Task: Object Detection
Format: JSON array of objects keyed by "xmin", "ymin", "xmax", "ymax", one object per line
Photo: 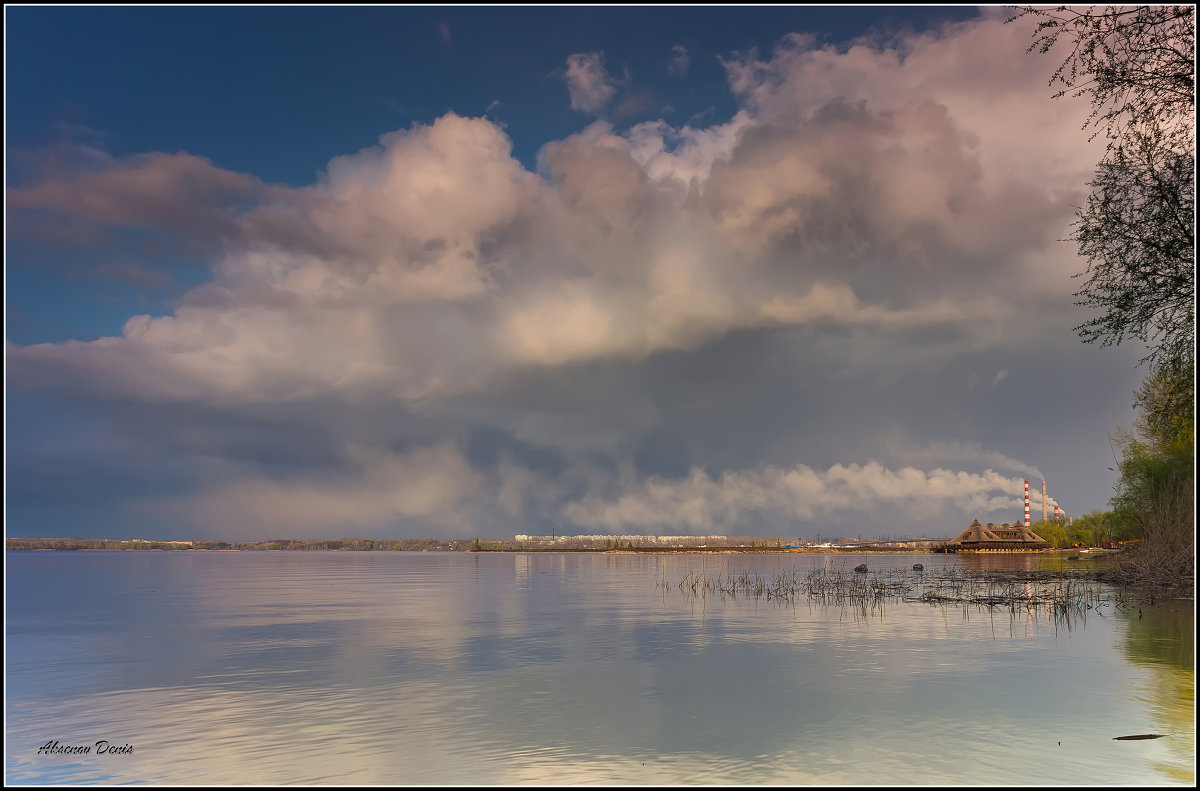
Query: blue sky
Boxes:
[{"xmin": 6, "ymin": 6, "xmax": 1149, "ymax": 540}]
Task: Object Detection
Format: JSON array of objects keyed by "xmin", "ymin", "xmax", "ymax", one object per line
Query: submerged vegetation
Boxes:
[{"xmin": 661, "ymin": 564, "xmax": 1157, "ymax": 621}]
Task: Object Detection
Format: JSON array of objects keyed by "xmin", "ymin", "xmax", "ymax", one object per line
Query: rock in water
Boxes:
[
  {"xmin": 854, "ymin": 563, "xmax": 868, "ymax": 573},
  {"xmin": 913, "ymin": 563, "xmax": 924, "ymax": 571}
]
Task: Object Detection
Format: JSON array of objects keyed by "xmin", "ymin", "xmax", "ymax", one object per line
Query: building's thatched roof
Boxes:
[{"xmin": 948, "ymin": 519, "xmax": 1048, "ymax": 548}]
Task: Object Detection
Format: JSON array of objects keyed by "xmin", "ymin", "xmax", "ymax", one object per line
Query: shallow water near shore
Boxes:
[{"xmin": 5, "ymin": 550, "xmax": 1194, "ymax": 785}]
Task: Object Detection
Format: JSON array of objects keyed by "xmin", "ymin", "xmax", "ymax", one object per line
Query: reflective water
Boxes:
[{"xmin": 5, "ymin": 551, "xmax": 1194, "ymax": 785}]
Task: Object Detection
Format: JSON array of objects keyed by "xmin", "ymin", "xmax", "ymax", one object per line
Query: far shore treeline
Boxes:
[
  {"xmin": 3, "ymin": 531, "xmax": 1115, "ymax": 554},
  {"xmin": 6, "ymin": 536, "xmax": 929, "ymax": 553},
  {"xmin": 4, "ymin": 511, "xmax": 1143, "ymax": 554}
]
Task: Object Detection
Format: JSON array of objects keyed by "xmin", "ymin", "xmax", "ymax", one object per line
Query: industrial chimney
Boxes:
[
  {"xmin": 1042, "ymin": 481, "xmax": 1048, "ymax": 522},
  {"xmin": 1024, "ymin": 480, "xmax": 1030, "ymax": 527},
  {"xmin": 1054, "ymin": 504, "xmax": 1060, "ymax": 523}
]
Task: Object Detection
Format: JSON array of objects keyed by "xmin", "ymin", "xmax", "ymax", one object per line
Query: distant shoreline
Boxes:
[
  {"xmin": 5, "ymin": 545, "xmax": 915, "ymax": 553},
  {"xmin": 6, "ymin": 542, "xmax": 1108, "ymax": 556}
]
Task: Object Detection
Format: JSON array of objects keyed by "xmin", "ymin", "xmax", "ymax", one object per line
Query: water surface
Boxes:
[{"xmin": 5, "ymin": 551, "xmax": 1194, "ymax": 784}]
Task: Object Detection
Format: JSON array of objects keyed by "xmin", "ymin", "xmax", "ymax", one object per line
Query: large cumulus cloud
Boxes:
[{"xmin": 6, "ymin": 12, "xmax": 1137, "ymax": 538}]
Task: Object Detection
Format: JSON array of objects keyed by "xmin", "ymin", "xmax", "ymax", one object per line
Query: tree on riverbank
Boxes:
[
  {"xmin": 1010, "ymin": 5, "xmax": 1194, "ymax": 370},
  {"xmin": 1012, "ymin": 5, "xmax": 1195, "ymax": 593},
  {"xmin": 1105, "ymin": 362, "xmax": 1194, "ymax": 589}
]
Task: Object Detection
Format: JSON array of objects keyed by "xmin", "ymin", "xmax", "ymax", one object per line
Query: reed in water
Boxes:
[{"xmin": 660, "ymin": 565, "xmax": 1136, "ymax": 623}]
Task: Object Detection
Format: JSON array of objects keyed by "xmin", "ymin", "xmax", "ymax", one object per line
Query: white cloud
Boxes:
[
  {"xmin": 7, "ymin": 13, "xmax": 1138, "ymax": 535},
  {"xmin": 12, "ymin": 12, "xmax": 1101, "ymax": 411},
  {"xmin": 16, "ymin": 94, "xmax": 1041, "ymax": 407},
  {"xmin": 141, "ymin": 443, "xmax": 486, "ymax": 536},
  {"xmin": 564, "ymin": 52, "xmax": 618, "ymax": 114},
  {"xmin": 668, "ymin": 44, "xmax": 691, "ymax": 77},
  {"xmin": 626, "ymin": 111, "xmax": 751, "ymax": 187}
]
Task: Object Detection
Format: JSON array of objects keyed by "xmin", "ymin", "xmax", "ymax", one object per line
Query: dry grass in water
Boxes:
[
  {"xmin": 1101, "ymin": 471, "xmax": 1195, "ymax": 600},
  {"xmin": 661, "ymin": 565, "xmax": 1137, "ymax": 626}
]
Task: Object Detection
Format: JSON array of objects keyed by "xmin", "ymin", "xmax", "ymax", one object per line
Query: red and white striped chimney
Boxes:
[
  {"xmin": 1054, "ymin": 504, "xmax": 1060, "ymax": 523},
  {"xmin": 1024, "ymin": 480, "xmax": 1030, "ymax": 527}
]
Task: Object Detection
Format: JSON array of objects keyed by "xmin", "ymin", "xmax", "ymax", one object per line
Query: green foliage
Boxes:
[
  {"xmin": 1133, "ymin": 359, "xmax": 1195, "ymax": 452},
  {"xmin": 1028, "ymin": 515, "xmax": 1118, "ymax": 549},
  {"xmin": 1070, "ymin": 509, "xmax": 1134, "ymax": 543},
  {"xmin": 1066, "ymin": 519, "xmax": 1096, "ymax": 548},
  {"xmin": 1110, "ymin": 429, "xmax": 1194, "ymax": 533},
  {"xmin": 1112, "ymin": 360, "xmax": 1195, "ymax": 538},
  {"xmin": 1030, "ymin": 519, "xmax": 1070, "ymax": 549},
  {"xmin": 1103, "ymin": 363, "xmax": 1195, "ymax": 588}
]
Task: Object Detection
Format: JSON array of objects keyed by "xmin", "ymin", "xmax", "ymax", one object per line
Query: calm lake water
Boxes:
[{"xmin": 5, "ymin": 551, "xmax": 1194, "ymax": 785}]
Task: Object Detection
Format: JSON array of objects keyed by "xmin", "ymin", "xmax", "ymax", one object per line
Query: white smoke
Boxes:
[
  {"xmin": 562, "ymin": 461, "xmax": 1026, "ymax": 533},
  {"xmin": 880, "ymin": 435, "xmax": 1043, "ymax": 480}
]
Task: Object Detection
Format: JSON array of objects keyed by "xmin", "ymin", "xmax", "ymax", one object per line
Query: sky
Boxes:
[{"xmin": 5, "ymin": 5, "xmax": 1154, "ymax": 541}]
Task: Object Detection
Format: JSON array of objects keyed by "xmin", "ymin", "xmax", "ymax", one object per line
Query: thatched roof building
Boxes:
[{"xmin": 946, "ymin": 519, "xmax": 1049, "ymax": 551}]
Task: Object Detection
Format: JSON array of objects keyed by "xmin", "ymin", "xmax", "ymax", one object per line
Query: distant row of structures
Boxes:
[
  {"xmin": 514, "ymin": 534, "xmax": 728, "ymax": 545},
  {"xmin": 513, "ymin": 534, "xmax": 956, "ymax": 550},
  {"xmin": 518, "ymin": 479, "xmax": 1069, "ymax": 553}
]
